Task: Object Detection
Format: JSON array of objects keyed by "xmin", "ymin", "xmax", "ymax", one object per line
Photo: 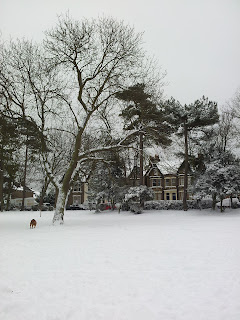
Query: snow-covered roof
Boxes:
[
  {"xmin": 15, "ymin": 186, "xmax": 34, "ymax": 192},
  {"xmin": 156, "ymin": 159, "xmax": 183, "ymax": 175}
]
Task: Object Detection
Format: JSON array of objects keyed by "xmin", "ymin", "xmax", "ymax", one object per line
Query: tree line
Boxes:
[{"xmin": 0, "ymin": 14, "xmax": 240, "ymax": 221}]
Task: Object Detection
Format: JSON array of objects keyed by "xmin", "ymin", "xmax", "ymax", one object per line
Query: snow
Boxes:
[{"xmin": 1, "ymin": 209, "xmax": 240, "ymax": 320}]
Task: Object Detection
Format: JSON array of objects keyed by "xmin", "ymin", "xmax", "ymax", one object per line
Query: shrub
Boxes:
[{"xmin": 144, "ymin": 199, "xmax": 213, "ymax": 210}]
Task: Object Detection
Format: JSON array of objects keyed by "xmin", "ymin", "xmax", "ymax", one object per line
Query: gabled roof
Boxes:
[
  {"xmin": 145, "ymin": 165, "xmax": 163, "ymax": 177},
  {"xmin": 177, "ymin": 160, "xmax": 192, "ymax": 174},
  {"xmin": 14, "ymin": 186, "xmax": 34, "ymax": 193}
]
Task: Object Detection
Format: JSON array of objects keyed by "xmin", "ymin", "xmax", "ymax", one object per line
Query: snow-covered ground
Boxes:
[{"xmin": 1, "ymin": 209, "xmax": 240, "ymax": 320}]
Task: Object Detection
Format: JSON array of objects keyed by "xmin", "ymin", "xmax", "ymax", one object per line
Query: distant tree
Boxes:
[
  {"xmin": 232, "ymin": 87, "xmax": 240, "ymax": 118},
  {"xmin": 217, "ymin": 109, "xmax": 237, "ymax": 152},
  {"xmin": 164, "ymin": 96, "xmax": 219, "ymax": 211}
]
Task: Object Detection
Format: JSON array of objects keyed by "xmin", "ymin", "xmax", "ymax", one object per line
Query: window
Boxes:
[
  {"xmin": 172, "ymin": 193, "xmax": 176, "ymax": 200},
  {"xmin": 165, "ymin": 179, "xmax": 170, "ymax": 186},
  {"xmin": 165, "ymin": 178, "xmax": 176, "ymax": 186},
  {"xmin": 166, "ymin": 193, "xmax": 170, "ymax": 200},
  {"xmin": 73, "ymin": 182, "xmax": 81, "ymax": 192},
  {"xmin": 152, "ymin": 179, "xmax": 161, "ymax": 187},
  {"xmin": 179, "ymin": 177, "xmax": 184, "ymax": 186}
]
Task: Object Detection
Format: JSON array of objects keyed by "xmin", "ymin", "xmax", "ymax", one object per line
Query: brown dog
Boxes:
[{"xmin": 30, "ymin": 219, "xmax": 37, "ymax": 229}]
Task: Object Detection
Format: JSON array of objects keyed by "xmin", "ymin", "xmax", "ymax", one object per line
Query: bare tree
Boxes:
[
  {"xmin": 217, "ymin": 109, "xmax": 237, "ymax": 152},
  {"xmin": 1, "ymin": 16, "xmax": 165, "ymax": 223},
  {"xmin": 42, "ymin": 15, "xmax": 154, "ymax": 223},
  {"xmin": 232, "ymin": 88, "xmax": 240, "ymax": 116},
  {"xmin": 0, "ymin": 38, "xmax": 72, "ymax": 211}
]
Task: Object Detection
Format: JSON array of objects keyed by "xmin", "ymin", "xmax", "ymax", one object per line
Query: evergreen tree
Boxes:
[
  {"xmin": 164, "ymin": 96, "xmax": 219, "ymax": 211},
  {"xmin": 88, "ymin": 151, "xmax": 128, "ymax": 211},
  {"xmin": 194, "ymin": 150, "xmax": 240, "ymax": 211},
  {"xmin": 18, "ymin": 118, "xmax": 43, "ymax": 210},
  {"xmin": 0, "ymin": 115, "xmax": 20, "ymax": 211},
  {"xmin": 116, "ymin": 83, "xmax": 172, "ymax": 185}
]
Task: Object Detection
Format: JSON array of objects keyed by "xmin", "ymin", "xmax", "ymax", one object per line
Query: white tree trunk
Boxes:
[{"xmin": 52, "ymin": 187, "xmax": 67, "ymax": 224}]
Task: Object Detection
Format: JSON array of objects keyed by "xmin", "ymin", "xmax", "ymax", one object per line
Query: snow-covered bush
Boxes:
[
  {"xmin": 144, "ymin": 199, "xmax": 213, "ymax": 211},
  {"xmin": 125, "ymin": 185, "xmax": 153, "ymax": 202},
  {"xmin": 125, "ymin": 186, "xmax": 154, "ymax": 214},
  {"xmin": 193, "ymin": 150, "xmax": 240, "ymax": 211}
]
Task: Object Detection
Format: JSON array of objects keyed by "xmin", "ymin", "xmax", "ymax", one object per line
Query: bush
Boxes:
[
  {"xmin": 144, "ymin": 199, "xmax": 213, "ymax": 211},
  {"xmin": 129, "ymin": 202, "xmax": 142, "ymax": 214}
]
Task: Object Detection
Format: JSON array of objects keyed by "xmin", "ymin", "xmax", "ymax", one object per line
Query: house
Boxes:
[
  {"xmin": 10, "ymin": 186, "xmax": 37, "ymax": 209},
  {"xmin": 131, "ymin": 155, "xmax": 193, "ymax": 201},
  {"xmin": 66, "ymin": 155, "xmax": 193, "ymax": 207}
]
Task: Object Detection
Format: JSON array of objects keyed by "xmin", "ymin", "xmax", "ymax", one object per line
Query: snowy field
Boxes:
[{"xmin": 1, "ymin": 209, "xmax": 240, "ymax": 320}]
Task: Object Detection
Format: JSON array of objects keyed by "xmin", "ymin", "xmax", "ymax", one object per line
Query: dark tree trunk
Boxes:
[
  {"xmin": 212, "ymin": 193, "xmax": 217, "ymax": 210},
  {"xmin": 6, "ymin": 181, "xmax": 11, "ymax": 211},
  {"xmin": 139, "ymin": 132, "xmax": 144, "ymax": 185},
  {"xmin": 183, "ymin": 120, "xmax": 188, "ymax": 211},
  {"xmin": 54, "ymin": 186, "xmax": 59, "ymax": 208},
  {"xmin": 220, "ymin": 197, "xmax": 224, "ymax": 212},
  {"xmin": 21, "ymin": 142, "xmax": 28, "ymax": 211},
  {"xmin": 39, "ymin": 176, "xmax": 50, "ymax": 217},
  {"xmin": 230, "ymin": 194, "xmax": 233, "ymax": 208}
]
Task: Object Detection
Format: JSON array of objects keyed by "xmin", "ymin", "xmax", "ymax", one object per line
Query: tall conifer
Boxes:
[
  {"xmin": 164, "ymin": 96, "xmax": 219, "ymax": 210},
  {"xmin": 116, "ymin": 83, "xmax": 172, "ymax": 185}
]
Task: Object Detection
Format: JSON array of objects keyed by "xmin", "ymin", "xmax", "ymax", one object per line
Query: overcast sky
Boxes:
[{"xmin": 1, "ymin": 0, "xmax": 239, "ymax": 107}]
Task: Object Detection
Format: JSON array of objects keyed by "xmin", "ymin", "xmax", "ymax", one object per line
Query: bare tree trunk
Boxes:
[
  {"xmin": 183, "ymin": 120, "xmax": 188, "ymax": 211},
  {"xmin": 39, "ymin": 176, "xmax": 50, "ymax": 217},
  {"xmin": 54, "ymin": 186, "xmax": 59, "ymax": 208},
  {"xmin": 220, "ymin": 197, "xmax": 224, "ymax": 212},
  {"xmin": 21, "ymin": 141, "xmax": 28, "ymax": 211},
  {"xmin": 212, "ymin": 193, "xmax": 217, "ymax": 210},
  {"xmin": 53, "ymin": 187, "xmax": 67, "ymax": 224},
  {"xmin": 139, "ymin": 132, "xmax": 144, "ymax": 185},
  {"xmin": 52, "ymin": 130, "xmax": 82, "ymax": 223},
  {"xmin": 6, "ymin": 181, "xmax": 12, "ymax": 211}
]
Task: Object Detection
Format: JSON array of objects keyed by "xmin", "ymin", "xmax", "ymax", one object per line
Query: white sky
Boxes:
[{"xmin": 1, "ymin": 0, "xmax": 239, "ymax": 107}]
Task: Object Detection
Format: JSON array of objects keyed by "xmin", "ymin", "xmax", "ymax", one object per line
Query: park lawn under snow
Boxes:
[{"xmin": 0, "ymin": 209, "xmax": 240, "ymax": 320}]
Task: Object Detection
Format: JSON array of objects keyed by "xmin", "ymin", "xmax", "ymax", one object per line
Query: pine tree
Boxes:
[
  {"xmin": 0, "ymin": 115, "xmax": 20, "ymax": 211},
  {"xmin": 164, "ymin": 96, "xmax": 219, "ymax": 210},
  {"xmin": 116, "ymin": 83, "xmax": 172, "ymax": 185},
  {"xmin": 18, "ymin": 118, "xmax": 43, "ymax": 210}
]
